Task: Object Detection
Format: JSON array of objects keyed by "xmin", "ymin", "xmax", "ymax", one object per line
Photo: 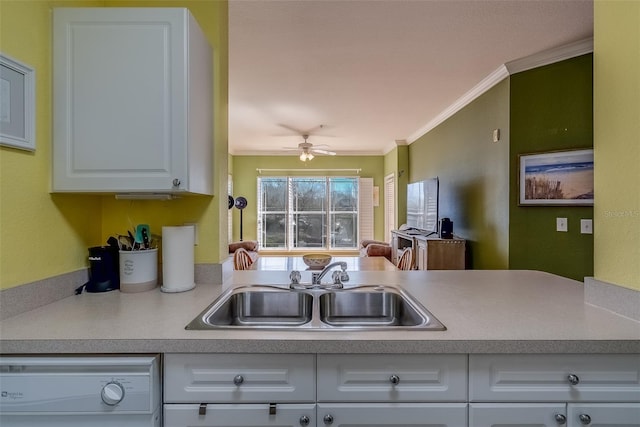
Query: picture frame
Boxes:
[
  {"xmin": 519, "ymin": 148, "xmax": 594, "ymax": 206},
  {"xmin": 0, "ymin": 53, "xmax": 35, "ymax": 151}
]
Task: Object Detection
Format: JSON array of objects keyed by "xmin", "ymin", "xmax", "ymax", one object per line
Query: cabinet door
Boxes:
[
  {"xmin": 317, "ymin": 403, "xmax": 467, "ymax": 427},
  {"xmin": 164, "ymin": 403, "xmax": 316, "ymax": 427},
  {"xmin": 568, "ymin": 403, "xmax": 640, "ymax": 426},
  {"xmin": 164, "ymin": 354, "xmax": 315, "ymax": 403},
  {"xmin": 470, "ymin": 354, "xmax": 640, "ymax": 402},
  {"xmin": 470, "ymin": 403, "xmax": 567, "ymax": 427},
  {"xmin": 317, "ymin": 354, "xmax": 467, "ymax": 402},
  {"xmin": 52, "ymin": 8, "xmax": 212, "ymax": 194}
]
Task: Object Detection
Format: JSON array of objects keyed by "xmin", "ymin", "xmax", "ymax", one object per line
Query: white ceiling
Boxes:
[{"xmin": 228, "ymin": 0, "xmax": 593, "ymax": 156}]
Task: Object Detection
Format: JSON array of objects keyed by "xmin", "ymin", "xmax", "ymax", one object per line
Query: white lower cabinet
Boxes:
[
  {"xmin": 470, "ymin": 403, "xmax": 569, "ymax": 426},
  {"xmin": 164, "ymin": 403, "xmax": 316, "ymax": 427},
  {"xmin": 469, "ymin": 354, "xmax": 640, "ymax": 427},
  {"xmin": 567, "ymin": 403, "xmax": 640, "ymax": 426},
  {"xmin": 470, "ymin": 403, "xmax": 640, "ymax": 426},
  {"xmin": 317, "ymin": 403, "xmax": 467, "ymax": 426},
  {"xmin": 164, "ymin": 353, "xmax": 640, "ymax": 427}
]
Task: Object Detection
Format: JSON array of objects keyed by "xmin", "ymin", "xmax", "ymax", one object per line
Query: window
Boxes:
[{"xmin": 258, "ymin": 177, "xmax": 361, "ymax": 250}]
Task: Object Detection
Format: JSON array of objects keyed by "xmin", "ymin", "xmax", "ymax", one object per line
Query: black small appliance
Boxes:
[
  {"xmin": 439, "ymin": 218, "xmax": 454, "ymax": 239},
  {"xmin": 75, "ymin": 246, "xmax": 120, "ymax": 294}
]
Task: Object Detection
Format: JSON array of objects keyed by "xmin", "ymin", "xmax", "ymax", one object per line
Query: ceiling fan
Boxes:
[{"xmin": 284, "ymin": 134, "xmax": 336, "ymax": 162}]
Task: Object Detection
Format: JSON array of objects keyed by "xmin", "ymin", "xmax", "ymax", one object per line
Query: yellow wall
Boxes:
[
  {"xmin": 0, "ymin": 0, "xmax": 228, "ymax": 290},
  {"xmin": 594, "ymin": 0, "xmax": 640, "ymax": 291},
  {"xmin": 0, "ymin": 0, "xmax": 103, "ymax": 290}
]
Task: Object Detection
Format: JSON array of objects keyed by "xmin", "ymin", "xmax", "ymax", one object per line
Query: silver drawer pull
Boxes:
[
  {"xmin": 323, "ymin": 414, "xmax": 334, "ymax": 425},
  {"xmin": 233, "ymin": 374, "xmax": 244, "ymax": 386},
  {"xmin": 299, "ymin": 415, "xmax": 310, "ymax": 426},
  {"xmin": 567, "ymin": 374, "xmax": 580, "ymax": 385},
  {"xmin": 554, "ymin": 414, "xmax": 567, "ymax": 425},
  {"xmin": 579, "ymin": 414, "xmax": 591, "ymax": 425},
  {"xmin": 389, "ymin": 374, "xmax": 400, "ymax": 385}
]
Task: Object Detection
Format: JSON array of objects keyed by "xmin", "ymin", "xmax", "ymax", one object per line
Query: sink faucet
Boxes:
[{"xmin": 312, "ymin": 261, "xmax": 349, "ymax": 287}]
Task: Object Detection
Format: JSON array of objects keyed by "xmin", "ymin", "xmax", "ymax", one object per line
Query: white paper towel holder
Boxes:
[{"xmin": 161, "ymin": 225, "xmax": 196, "ymax": 293}]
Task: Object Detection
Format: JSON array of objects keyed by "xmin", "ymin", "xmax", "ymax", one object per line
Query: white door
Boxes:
[
  {"xmin": 164, "ymin": 404, "xmax": 315, "ymax": 427},
  {"xmin": 470, "ymin": 403, "xmax": 567, "ymax": 427},
  {"xmin": 317, "ymin": 403, "xmax": 467, "ymax": 426},
  {"xmin": 568, "ymin": 403, "xmax": 640, "ymax": 426},
  {"xmin": 384, "ymin": 173, "xmax": 396, "ymax": 242}
]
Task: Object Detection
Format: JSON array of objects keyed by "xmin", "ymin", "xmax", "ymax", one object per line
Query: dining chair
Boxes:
[
  {"xmin": 396, "ymin": 247, "xmax": 413, "ymax": 270},
  {"xmin": 233, "ymin": 247, "xmax": 254, "ymax": 270}
]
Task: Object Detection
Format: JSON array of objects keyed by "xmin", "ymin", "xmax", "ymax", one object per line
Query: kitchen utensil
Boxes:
[{"xmin": 135, "ymin": 224, "xmax": 151, "ymax": 249}]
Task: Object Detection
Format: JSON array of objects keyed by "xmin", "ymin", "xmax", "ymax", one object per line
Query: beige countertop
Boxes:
[{"xmin": 0, "ymin": 270, "xmax": 638, "ymax": 354}]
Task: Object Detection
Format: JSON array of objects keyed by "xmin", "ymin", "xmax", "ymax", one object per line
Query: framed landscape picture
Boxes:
[{"xmin": 519, "ymin": 148, "xmax": 594, "ymax": 206}]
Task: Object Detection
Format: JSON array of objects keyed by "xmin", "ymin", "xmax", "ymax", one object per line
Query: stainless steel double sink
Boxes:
[{"xmin": 186, "ymin": 285, "xmax": 446, "ymax": 331}]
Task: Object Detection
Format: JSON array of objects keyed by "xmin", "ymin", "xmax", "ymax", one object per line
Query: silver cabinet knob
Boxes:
[
  {"xmin": 567, "ymin": 374, "xmax": 580, "ymax": 385},
  {"xmin": 389, "ymin": 374, "xmax": 400, "ymax": 385},
  {"xmin": 172, "ymin": 178, "xmax": 181, "ymax": 187},
  {"xmin": 554, "ymin": 414, "xmax": 567, "ymax": 425},
  {"xmin": 299, "ymin": 415, "xmax": 310, "ymax": 426},
  {"xmin": 579, "ymin": 414, "xmax": 591, "ymax": 425},
  {"xmin": 233, "ymin": 374, "xmax": 244, "ymax": 385},
  {"xmin": 323, "ymin": 414, "xmax": 334, "ymax": 425}
]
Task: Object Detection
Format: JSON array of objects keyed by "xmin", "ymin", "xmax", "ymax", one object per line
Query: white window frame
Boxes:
[{"xmin": 257, "ymin": 176, "xmax": 365, "ymax": 251}]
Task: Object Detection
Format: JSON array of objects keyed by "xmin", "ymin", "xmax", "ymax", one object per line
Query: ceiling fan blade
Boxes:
[
  {"xmin": 277, "ymin": 123, "xmax": 327, "ymax": 136},
  {"xmin": 311, "ymin": 149, "xmax": 336, "ymax": 156},
  {"xmin": 277, "ymin": 123, "xmax": 305, "ymax": 134}
]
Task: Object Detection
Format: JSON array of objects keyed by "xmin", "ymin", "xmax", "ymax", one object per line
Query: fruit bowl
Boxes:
[{"xmin": 302, "ymin": 253, "xmax": 332, "ymax": 269}]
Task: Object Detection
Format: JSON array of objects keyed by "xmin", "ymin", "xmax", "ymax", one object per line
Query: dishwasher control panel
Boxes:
[{"xmin": 0, "ymin": 356, "xmax": 160, "ymax": 414}]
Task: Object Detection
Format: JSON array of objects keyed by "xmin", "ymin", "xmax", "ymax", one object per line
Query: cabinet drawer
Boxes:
[
  {"xmin": 470, "ymin": 354, "xmax": 640, "ymax": 402},
  {"xmin": 567, "ymin": 403, "xmax": 640, "ymax": 426},
  {"xmin": 164, "ymin": 354, "xmax": 315, "ymax": 403},
  {"xmin": 164, "ymin": 403, "xmax": 316, "ymax": 427},
  {"xmin": 470, "ymin": 403, "xmax": 567, "ymax": 427},
  {"xmin": 317, "ymin": 354, "xmax": 467, "ymax": 402},
  {"xmin": 317, "ymin": 403, "xmax": 468, "ymax": 426}
]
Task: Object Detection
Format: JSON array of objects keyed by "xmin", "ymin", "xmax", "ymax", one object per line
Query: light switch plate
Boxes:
[
  {"xmin": 556, "ymin": 217, "xmax": 568, "ymax": 232},
  {"xmin": 580, "ymin": 219, "xmax": 593, "ymax": 234}
]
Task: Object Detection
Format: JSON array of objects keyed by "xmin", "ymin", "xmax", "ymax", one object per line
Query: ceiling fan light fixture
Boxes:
[{"xmin": 300, "ymin": 152, "xmax": 314, "ymax": 161}]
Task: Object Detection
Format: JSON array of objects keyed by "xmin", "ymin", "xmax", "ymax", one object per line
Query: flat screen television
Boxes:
[{"xmin": 406, "ymin": 177, "xmax": 439, "ymax": 235}]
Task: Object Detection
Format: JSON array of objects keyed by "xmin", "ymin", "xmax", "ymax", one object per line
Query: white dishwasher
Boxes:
[{"xmin": 0, "ymin": 355, "xmax": 160, "ymax": 426}]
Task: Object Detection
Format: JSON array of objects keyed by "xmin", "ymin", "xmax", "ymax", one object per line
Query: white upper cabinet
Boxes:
[{"xmin": 52, "ymin": 8, "xmax": 213, "ymax": 195}]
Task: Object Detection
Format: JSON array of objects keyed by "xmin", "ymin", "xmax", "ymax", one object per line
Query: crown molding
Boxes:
[
  {"xmin": 505, "ymin": 37, "xmax": 593, "ymax": 75},
  {"xmin": 407, "ymin": 37, "xmax": 594, "ymax": 144},
  {"xmin": 407, "ymin": 65, "xmax": 509, "ymax": 143}
]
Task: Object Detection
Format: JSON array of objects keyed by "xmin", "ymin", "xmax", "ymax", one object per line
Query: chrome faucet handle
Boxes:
[
  {"xmin": 331, "ymin": 271, "xmax": 343, "ymax": 285},
  {"xmin": 289, "ymin": 270, "xmax": 301, "ymax": 286}
]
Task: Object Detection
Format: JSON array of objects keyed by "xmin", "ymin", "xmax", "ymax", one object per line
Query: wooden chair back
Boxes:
[
  {"xmin": 233, "ymin": 247, "xmax": 254, "ymax": 270},
  {"xmin": 396, "ymin": 247, "xmax": 413, "ymax": 270}
]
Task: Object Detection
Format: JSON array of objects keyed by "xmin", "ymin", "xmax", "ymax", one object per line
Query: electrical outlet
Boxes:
[
  {"xmin": 581, "ymin": 219, "xmax": 593, "ymax": 234},
  {"xmin": 184, "ymin": 222, "xmax": 198, "ymax": 245},
  {"xmin": 556, "ymin": 217, "xmax": 568, "ymax": 232}
]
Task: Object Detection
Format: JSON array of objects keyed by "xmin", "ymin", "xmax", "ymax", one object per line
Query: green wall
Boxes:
[
  {"xmin": 231, "ymin": 155, "xmax": 385, "ymax": 244},
  {"xmin": 509, "ymin": 54, "xmax": 594, "ymax": 281},
  {"xmin": 408, "ymin": 79, "xmax": 511, "ymax": 269}
]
